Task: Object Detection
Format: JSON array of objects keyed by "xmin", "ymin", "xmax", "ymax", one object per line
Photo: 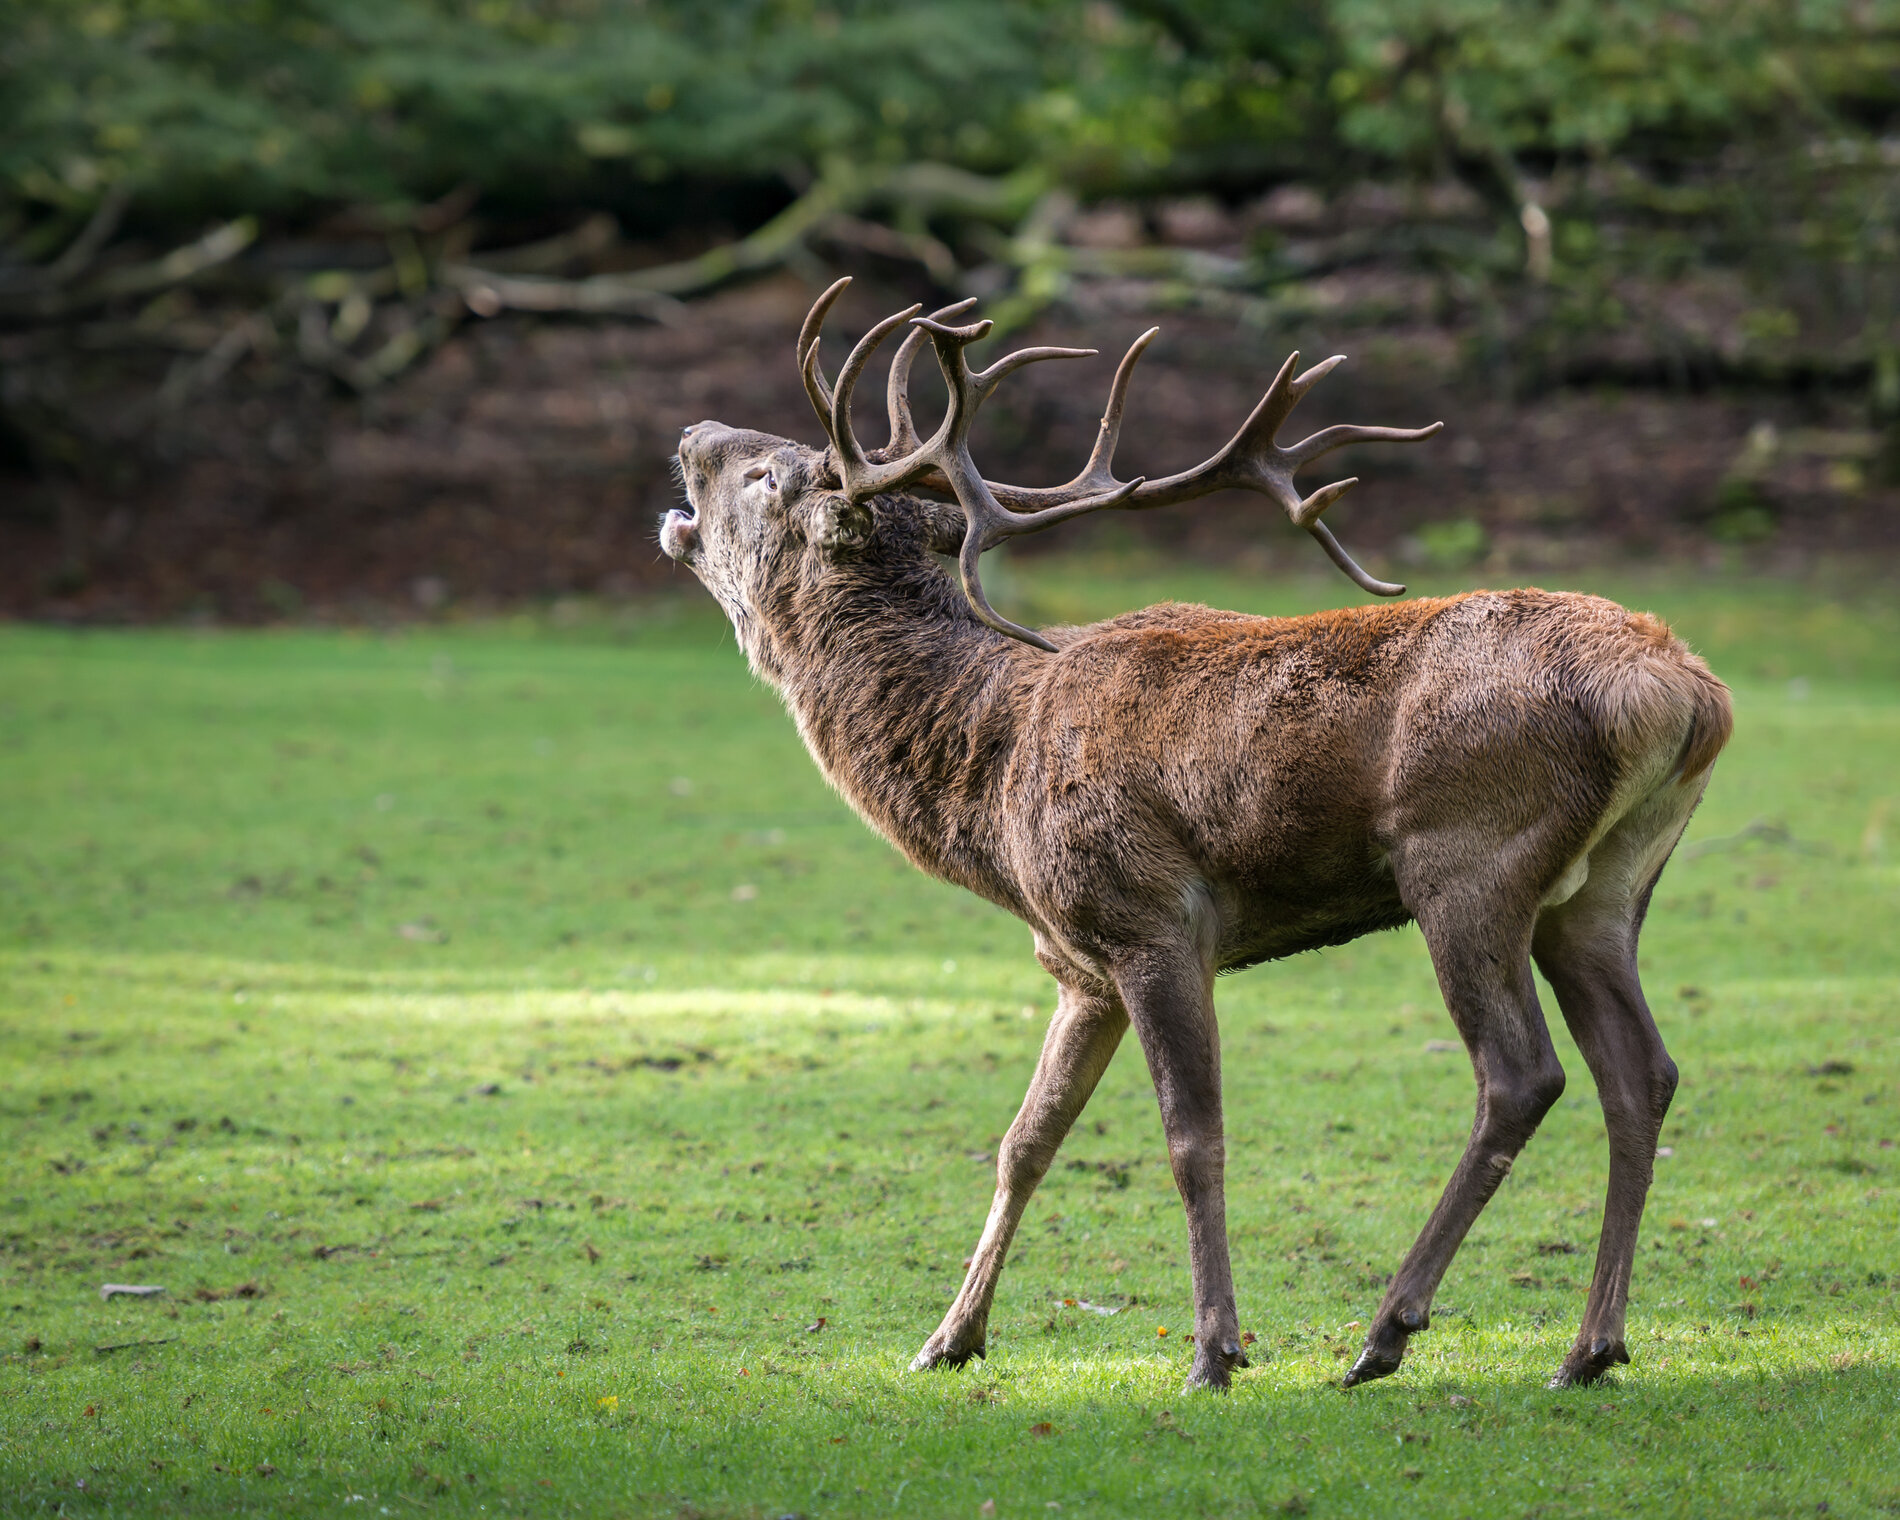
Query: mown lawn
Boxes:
[{"xmin": 2, "ymin": 564, "xmax": 1897, "ymax": 1519}]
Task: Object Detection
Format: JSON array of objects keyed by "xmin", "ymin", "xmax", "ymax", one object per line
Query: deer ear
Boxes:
[
  {"xmin": 814, "ymin": 495, "xmax": 874, "ymax": 554},
  {"xmin": 917, "ymin": 496, "xmax": 968, "ymax": 556}
]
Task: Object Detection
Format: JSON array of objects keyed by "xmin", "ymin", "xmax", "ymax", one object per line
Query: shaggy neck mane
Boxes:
[{"xmin": 753, "ymin": 504, "xmax": 1031, "ymax": 910}]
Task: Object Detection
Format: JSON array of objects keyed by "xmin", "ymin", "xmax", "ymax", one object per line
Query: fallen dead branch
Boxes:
[
  {"xmin": 3, "ymin": 218, "xmax": 258, "ymax": 321},
  {"xmin": 439, "ymin": 161, "xmax": 1035, "ymax": 319}
]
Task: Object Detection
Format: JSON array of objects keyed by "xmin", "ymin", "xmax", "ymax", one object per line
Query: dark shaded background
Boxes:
[{"xmin": 4, "ymin": 0, "xmax": 1896, "ymax": 618}]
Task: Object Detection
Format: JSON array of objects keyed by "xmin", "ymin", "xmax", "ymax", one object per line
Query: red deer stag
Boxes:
[{"xmin": 662, "ymin": 278, "xmax": 1731, "ymax": 1391}]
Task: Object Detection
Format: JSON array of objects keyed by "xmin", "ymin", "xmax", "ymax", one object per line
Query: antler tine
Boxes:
[
  {"xmin": 886, "ymin": 298, "xmax": 978, "ymax": 457},
  {"xmin": 1287, "ymin": 353, "xmax": 1346, "ymax": 402},
  {"xmin": 904, "ymin": 316, "xmax": 1094, "ymax": 414},
  {"xmin": 975, "ymin": 473, "xmax": 1147, "ymax": 543},
  {"xmin": 908, "ymin": 314, "xmax": 997, "ymax": 461},
  {"xmin": 828, "ymin": 303, "xmax": 922, "ymax": 477},
  {"xmin": 910, "ymin": 314, "xmax": 995, "ymax": 346},
  {"xmin": 1287, "ymin": 419, "xmax": 1446, "ymax": 469},
  {"xmin": 1217, "ymin": 350, "xmax": 1307, "ymax": 459},
  {"xmin": 955, "ymin": 518, "xmax": 1059, "ymax": 653},
  {"xmin": 1074, "ymin": 326, "xmax": 1159, "ymax": 490},
  {"xmin": 797, "ymin": 277, "xmax": 852, "ymax": 424},
  {"xmin": 1309, "ymin": 521, "xmax": 1406, "ymax": 597},
  {"xmin": 1237, "ymin": 460, "xmax": 1404, "ymax": 594},
  {"xmin": 969, "ymin": 343, "xmax": 1097, "ymax": 403}
]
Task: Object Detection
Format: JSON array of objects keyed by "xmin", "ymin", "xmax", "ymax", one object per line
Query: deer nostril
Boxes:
[{"xmin": 680, "ymin": 425, "xmax": 695, "ymax": 437}]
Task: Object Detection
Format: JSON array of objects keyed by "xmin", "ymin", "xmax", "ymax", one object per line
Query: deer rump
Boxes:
[{"xmin": 665, "ymin": 282, "xmax": 1732, "ymax": 1395}]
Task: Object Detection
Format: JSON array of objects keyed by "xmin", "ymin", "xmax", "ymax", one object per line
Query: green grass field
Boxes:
[{"xmin": 3, "ymin": 563, "xmax": 1897, "ymax": 1519}]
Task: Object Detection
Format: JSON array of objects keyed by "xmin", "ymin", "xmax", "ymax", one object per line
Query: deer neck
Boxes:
[{"xmin": 756, "ymin": 547, "xmax": 1027, "ymax": 905}]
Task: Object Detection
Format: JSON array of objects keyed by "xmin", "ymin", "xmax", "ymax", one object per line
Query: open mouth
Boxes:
[{"xmin": 659, "ymin": 502, "xmax": 699, "ymax": 560}]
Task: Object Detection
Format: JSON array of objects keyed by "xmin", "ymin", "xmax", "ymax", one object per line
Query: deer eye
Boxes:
[{"xmin": 743, "ymin": 464, "xmax": 778, "ymax": 493}]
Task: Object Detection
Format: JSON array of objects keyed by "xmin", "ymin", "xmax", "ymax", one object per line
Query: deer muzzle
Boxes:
[{"xmin": 660, "ymin": 504, "xmax": 699, "ymax": 560}]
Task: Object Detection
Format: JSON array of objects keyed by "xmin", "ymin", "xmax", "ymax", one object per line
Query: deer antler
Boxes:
[{"xmin": 797, "ymin": 277, "xmax": 1443, "ymax": 651}]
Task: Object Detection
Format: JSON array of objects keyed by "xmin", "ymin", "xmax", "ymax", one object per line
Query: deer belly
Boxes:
[{"xmin": 1216, "ymin": 870, "xmax": 1413, "ymax": 968}]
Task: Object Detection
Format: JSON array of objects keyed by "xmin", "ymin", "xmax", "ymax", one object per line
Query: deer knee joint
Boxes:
[
  {"xmin": 1165, "ymin": 1130, "xmax": 1224, "ymax": 1185},
  {"xmin": 1485, "ymin": 1062, "xmax": 1565, "ymax": 1147},
  {"xmin": 995, "ymin": 1134, "xmax": 1052, "ymax": 1192},
  {"xmin": 1652, "ymin": 1054, "xmax": 1680, "ymax": 1110}
]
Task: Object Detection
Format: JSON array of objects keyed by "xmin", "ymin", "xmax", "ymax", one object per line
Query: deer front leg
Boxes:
[
  {"xmin": 911, "ymin": 978, "xmax": 1128, "ymax": 1371},
  {"xmin": 1113, "ymin": 942, "xmax": 1247, "ymax": 1392}
]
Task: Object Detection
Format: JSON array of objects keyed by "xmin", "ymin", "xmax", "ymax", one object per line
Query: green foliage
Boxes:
[
  {"xmin": 1329, "ymin": 1, "xmax": 1833, "ymax": 167},
  {"xmin": 0, "ymin": 569, "xmax": 1897, "ymax": 1515},
  {"xmin": 0, "ymin": 0, "xmax": 1053, "ymax": 223},
  {"xmin": 5, "ymin": 1, "xmax": 1899, "ymax": 231}
]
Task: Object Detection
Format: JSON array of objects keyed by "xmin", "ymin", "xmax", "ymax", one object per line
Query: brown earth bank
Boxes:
[{"xmin": 4, "ymin": 270, "xmax": 1897, "ymax": 622}]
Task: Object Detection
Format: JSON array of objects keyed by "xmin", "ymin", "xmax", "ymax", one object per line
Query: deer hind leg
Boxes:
[
  {"xmin": 1112, "ymin": 940, "xmax": 1248, "ymax": 1392},
  {"xmin": 1532, "ymin": 780, "xmax": 1701, "ymax": 1388},
  {"xmin": 911, "ymin": 977, "xmax": 1128, "ymax": 1372},
  {"xmin": 1345, "ymin": 885, "xmax": 1567, "ymax": 1388}
]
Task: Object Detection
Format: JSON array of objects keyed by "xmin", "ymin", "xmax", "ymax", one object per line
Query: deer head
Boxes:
[{"xmin": 664, "ymin": 278, "xmax": 1443, "ymax": 652}]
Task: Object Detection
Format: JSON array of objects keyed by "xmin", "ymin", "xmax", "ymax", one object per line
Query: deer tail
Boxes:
[
  {"xmin": 1547, "ymin": 599, "xmax": 1733, "ymax": 791},
  {"xmin": 1668, "ymin": 656, "xmax": 1733, "ymax": 784}
]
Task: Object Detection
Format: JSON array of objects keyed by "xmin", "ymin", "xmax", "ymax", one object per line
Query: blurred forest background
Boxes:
[{"xmin": 3, "ymin": 0, "xmax": 1898, "ymax": 619}]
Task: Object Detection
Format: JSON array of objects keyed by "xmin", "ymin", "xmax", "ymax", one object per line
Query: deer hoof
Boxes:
[
  {"xmin": 1183, "ymin": 1359, "xmax": 1232, "ymax": 1392},
  {"xmin": 1547, "ymin": 1336, "xmax": 1630, "ymax": 1389},
  {"xmin": 909, "ymin": 1334, "xmax": 984, "ymax": 1372},
  {"xmin": 1341, "ymin": 1341, "xmax": 1405, "ymax": 1388},
  {"xmin": 1183, "ymin": 1341, "xmax": 1249, "ymax": 1392}
]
